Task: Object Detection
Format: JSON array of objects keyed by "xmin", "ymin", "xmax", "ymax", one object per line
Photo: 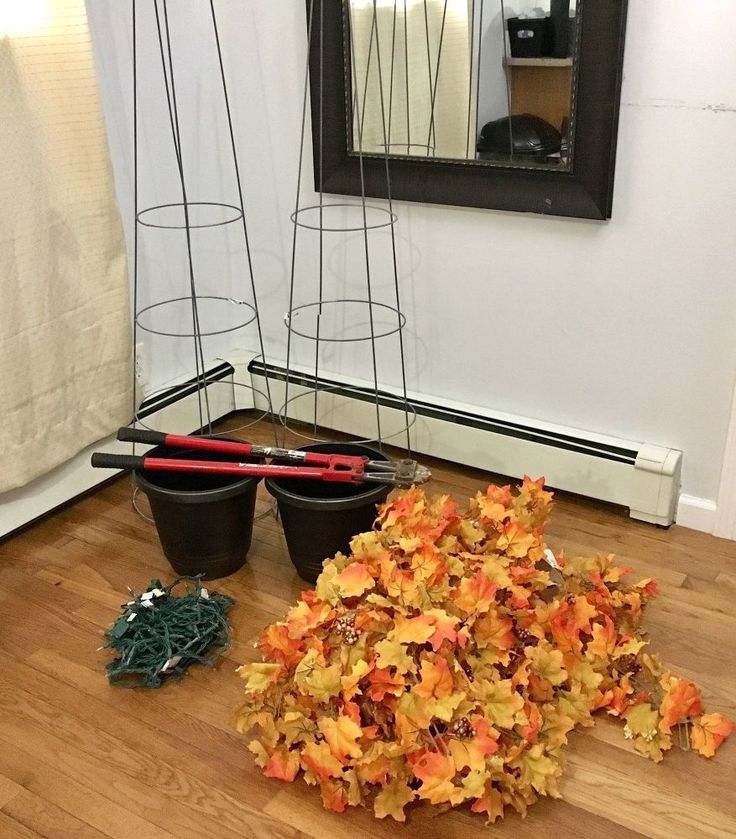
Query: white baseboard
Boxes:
[{"xmin": 675, "ymin": 494, "xmax": 718, "ymax": 534}]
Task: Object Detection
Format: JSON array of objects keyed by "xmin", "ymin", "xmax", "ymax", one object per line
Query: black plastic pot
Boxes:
[
  {"xmin": 265, "ymin": 442, "xmax": 390, "ymax": 584},
  {"xmin": 134, "ymin": 439, "xmax": 261, "ymax": 580}
]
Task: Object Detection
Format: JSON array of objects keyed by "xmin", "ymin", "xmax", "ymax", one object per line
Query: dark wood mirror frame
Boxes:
[{"xmin": 306, "ymin": 0, "xmax": 628, "ymax": 220}]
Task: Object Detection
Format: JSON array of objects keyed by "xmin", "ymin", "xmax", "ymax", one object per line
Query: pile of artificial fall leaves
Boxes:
[{"xmin": 235, "ymin": 478, "xmax": 734, "ymax": 823}]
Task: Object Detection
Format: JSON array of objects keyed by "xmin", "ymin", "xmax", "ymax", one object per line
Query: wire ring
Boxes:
[
  {"xmin": 134, "ymin": 378, "xmax": 272, "ymax": 437},
  {"xmin": 285, "ymin": 299, "xmax": 406, "ymax": 343},
  {"xmin": 290, "ymin": 203, "xmax": 398, "ymax": 232},
  {"xmin": 137, "ymin": 201, "xmax": 243, "ymax": 229},
  {"xmin": 136, "ymin": 295, "xmax": 257, "ymax": 338},
  {"xmin": 277, "ymin": 382, "xmax": 416, "ymax": 446}
]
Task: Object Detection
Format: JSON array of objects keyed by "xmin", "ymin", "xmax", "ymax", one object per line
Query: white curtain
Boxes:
[
  {"xmin": 0, "ymin": 0, "xmax": 132, "ymax": 493},
  {"xmin": 351, "ymin": 0, "xmax": 473, "ymax": 159}
]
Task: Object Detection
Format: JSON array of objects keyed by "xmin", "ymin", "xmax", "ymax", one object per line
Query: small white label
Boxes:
[
  {"xmin": 160, "ymin": 655, "xmax": 182, "ymax": 673},
  {"xmin": 200, "ymin": 588, "xmax": 210, "ymax": 600},
  {"xmin": 544, "ymin": 548, "xmax": 560, "ymax": 570},
  {"xmin": 127, "ymin": 613, "xmax": 137, "ymax": 622}
]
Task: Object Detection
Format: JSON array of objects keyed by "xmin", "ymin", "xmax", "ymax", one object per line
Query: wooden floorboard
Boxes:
[{"xmin": 1, "ymin": 418, "xmax": 735, "ymax": 837}]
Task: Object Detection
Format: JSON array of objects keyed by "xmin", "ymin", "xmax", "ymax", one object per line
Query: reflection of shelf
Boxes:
[
  {"xmin": 503, "ymin": 57, "xmax": 574, "ymax": 131},
  {"xmin": 503, "ymin": 57, "xmax": 573, "ymax": 67}
]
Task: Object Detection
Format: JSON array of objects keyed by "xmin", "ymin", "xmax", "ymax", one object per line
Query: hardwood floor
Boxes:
[{"xmin": 1, "ymin": 419, "xmax": 735, "ymax": 838}]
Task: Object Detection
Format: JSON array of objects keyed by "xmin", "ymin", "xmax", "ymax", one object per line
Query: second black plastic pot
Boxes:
[
  {"xmin": 135, "ymin": 439, "xmax": 261, "ymax": 580},
  {"xmin": 265, "ymin": 442, "xmax": 390, "ymax": 584}
]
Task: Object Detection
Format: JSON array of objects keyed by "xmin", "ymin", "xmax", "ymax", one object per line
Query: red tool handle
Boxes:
[
  {"xmin": 91, "ymin": 453, "xmax": 362, "ymax": 483},
  {"xmin": 116, "ymin": 427, "xmax": 367, "ymax": 471}
]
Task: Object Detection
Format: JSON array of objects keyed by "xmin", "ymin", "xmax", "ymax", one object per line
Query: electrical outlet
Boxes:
[{"xmin": 134, "ymin": 342, "xmax": 148, "ymax": 389}]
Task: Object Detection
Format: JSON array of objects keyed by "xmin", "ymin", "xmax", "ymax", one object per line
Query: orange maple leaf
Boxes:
[
  {"xmin": 454, "ymin": 569, "xmax": 498, "ymax": 614},
  {"xmin": 301, "ymin": 741, "xmax": 344, "ymax": 779},
  {"xmin": 319, "ymin": 778, "xmax": 349, "ymax": 812},
  {"xmin": 414, "ymin": 656, "xmax": 454, "ymax": 701},
  {"xmin": 585, "ymin": 616, "xmax": 617, "ymax": 659},
  {"xmin": 389, "ymin": 614, "xmax": 436, "ymax": 645},
  {"xmin": 448, "ymin": 716, "xmax": 499, "ymax": 771},
  {"xmin": 335, "ymin": 563, "xmax": 375, "ymax": 598},
  {"xmin": 474, "ymin": 609, "xmax": 515, "ymax": 657},
  {"xmin": 408, "ymin": 750, "xmax": 460, "ymax": 805},
  {"xmin": 286, "ymin": 598, "xmax": 333, "ymax": 639},
  {"xmin": 470, "ymin": 784, "xmax": 505, "ymax": 823},
  {"xmin": 690, "ymin": 713, "xmax": 735, "ymax": 758},
  {"xmin": 318, "ymin": 714, "xmax": 364, "ymax": 761},
  {"xmin": 659, "ymin": 674, "xmax": 703, "ymax": 733},
  {"xmin": 264, "ymin": 745, "xmax": 301, "ymax": 782},
  {"xmin": 258, "ymin": 623, "xmax": 303, "ymax": 667},
  {"xmin": 424, "ymin": 608, "xmax": 460, "ymax": 651},
  {"xmin": 365, "ymin": 668, "xmax": 406, "ymax": 702},
  {"xmin": 496, "ymin": 521, "xmax": 536, "ymax": 558}
]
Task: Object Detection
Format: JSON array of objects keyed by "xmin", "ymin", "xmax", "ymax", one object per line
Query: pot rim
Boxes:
[
  {"xmin": 134, "ymin": 438, "xmax": 262, "ymax": 504},
  {"xmin": 265, "ymin": 442, "xmax": 391, "ymax": 512}
]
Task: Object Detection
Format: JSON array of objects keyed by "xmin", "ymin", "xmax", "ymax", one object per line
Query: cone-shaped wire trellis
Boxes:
[
  {"xmin": 279, "ymin": 0, "xmax": 420, "ymax": 454},
  {"xmin": 130, "ymin": 0, "xmax": 273, "ymax": 445}
]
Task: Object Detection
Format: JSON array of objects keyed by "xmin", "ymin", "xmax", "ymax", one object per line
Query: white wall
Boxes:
[{"xmin": 87, "ymin": 0, "xmax": 736, "ymax": 506}]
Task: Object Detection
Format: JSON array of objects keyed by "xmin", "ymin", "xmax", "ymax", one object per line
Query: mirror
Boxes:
[
  {"xmin": 347, "ymin": 0, "xmax": 578, "ymax": 170},
  {"xmin": 306, "ymin": 1, "xmax": 628, "ymax": 220}
]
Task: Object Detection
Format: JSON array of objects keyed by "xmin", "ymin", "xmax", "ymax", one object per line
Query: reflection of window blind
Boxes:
[
  {"xmin": 352, "ymin": 0, "xmax": 472, "ymax": 159},
  {"xmin": 0, "ymin": 0, "xmax": 132, "ymax": 492}
]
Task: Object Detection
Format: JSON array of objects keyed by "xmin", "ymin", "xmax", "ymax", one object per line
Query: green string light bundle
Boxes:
[{"xmin": 103, "ymin": 577, "xmax": 234, "ymax": 688}]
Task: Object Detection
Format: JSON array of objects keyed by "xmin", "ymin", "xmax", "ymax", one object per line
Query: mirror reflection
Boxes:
[{"xmin": 347, "ymin": 0, "xmax": 578, "ymax": 169}]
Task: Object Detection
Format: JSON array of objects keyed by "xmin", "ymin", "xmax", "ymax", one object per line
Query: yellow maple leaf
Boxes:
[
  {"xmin": 314, "ymin": 564, "xmax": 340, "ymax": 605},
  {"xmin": 556, "ymin": 685, "xmax": 595, "ymax": 726},
  {"xmin": 373, "ymin": 777, "xmax": 416, "ymax": 821},
  {"xmin": 567, "ymin": 660, "xmax": 603, "ymax": 694},
  {"xmin": 318, "ymin": 714, "xmax": 364, "ymax": 761},
  {"xmin": 373, "ymin": 638, "xmax": 416, "ymax": 675},
  {"xmin": 237, "ymin": 662, "xmax": 281, "ymax": 694},
  {"xmin": 340, "ymin": 659, "xmax": 373, "ymax": 701},
  {"xmin": 514, "ymin": 744, "xmax": 561, "ymax": 796},
  {"xmin": 623, "ymin": 704, "xmax": 673, "ymax": 762},
  {"xmin": 478, "ymin": 679, "xmax": 526, "ymax": 729},
  {"xmin": 248, "ymin": 739, "xmax": 269, "ymax": 768},
  {"xmin": 278, "ymin": 711, "xmax": 317, "ymax": 746},
  {"xmin": 294, "ymin": 649, "xmax": 341, "ymax": 702},
  {"xmin": 623, "ymin": 702, "xmax": 659, "ymax": 739},
  {"xmin": 525, "ymin": 642, "xmax": 568, "ymax": 686},
  {"xmin": 432, "ymin": 693, "xmax": 466, "ymax": 722},
  {"xmin": 396, "ymin": 692, "xmax": 434, "ymax": 729}
]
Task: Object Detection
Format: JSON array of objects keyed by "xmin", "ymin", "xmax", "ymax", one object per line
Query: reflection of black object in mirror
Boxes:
[
  {"xmin": 507, "ymin": 17, "xmax": 551, "ymax": 58},
  {"xmin": 550, "ymin": 0, "xmax": 571, "ymax": 58},
  {"xmin": 477, "ymin": 115, "xmax": 562, "ymax": 162}
]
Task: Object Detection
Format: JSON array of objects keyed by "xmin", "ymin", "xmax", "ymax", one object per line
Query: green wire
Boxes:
[{"xmin": 103, "ymin": 576, "xmax": 234, "ymax": 688}]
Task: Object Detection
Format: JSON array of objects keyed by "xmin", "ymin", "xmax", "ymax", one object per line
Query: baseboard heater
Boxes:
[
  {"xmin": 0, "ymin": 361, "xmax": 241, "ymax": 540},
  {"xmin": 247, "ymin": 359, "xmax": 682, "ymax": 526}
]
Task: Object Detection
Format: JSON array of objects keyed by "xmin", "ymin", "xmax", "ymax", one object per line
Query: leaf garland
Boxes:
[{"xmin": 235, "ymin": 478, "xmax": 734, "ymax": 823}]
